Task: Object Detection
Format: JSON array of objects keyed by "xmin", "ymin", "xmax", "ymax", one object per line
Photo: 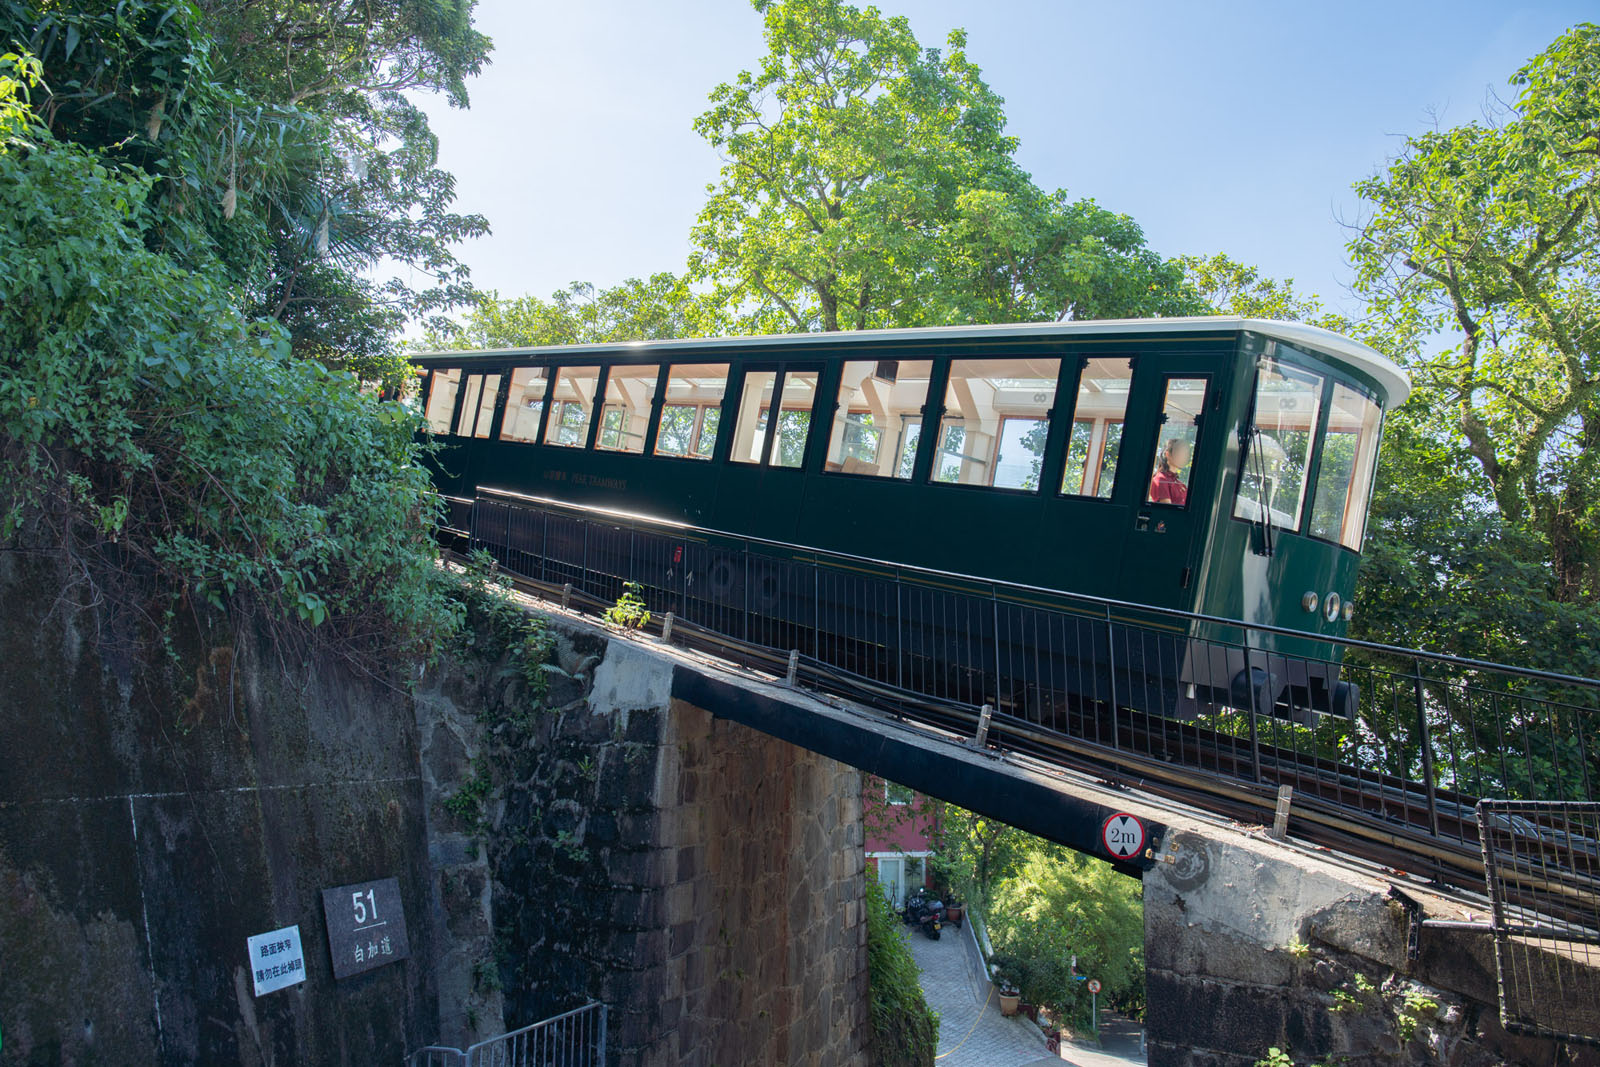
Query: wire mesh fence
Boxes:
[
  {"xmin": 1478, "ymin": 800, "xmax": 1600, "ymax": 1046},
  {"xmin": 410, "ymin": 1002, "xmax": 606, "ymax": 1067},
  {"xmin": 460, "ymin": 489, "xmax": 1600, "ymax": 899}
]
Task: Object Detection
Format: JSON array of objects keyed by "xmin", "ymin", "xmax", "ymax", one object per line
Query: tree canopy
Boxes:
[
  {"xmin": 690, "ymin": 0, "xmax": 1200, "ymax": 332},
  {"xmin": 1349, "ymin": 22, "xmax": 1600, "ymax": 606},
  {"xmin": 420, "ymin": 275, "xmax": 726, "ymax": 350},
  {"xmin": 2, "ymin": 0, "xmax": 492, "ymax": 386}
]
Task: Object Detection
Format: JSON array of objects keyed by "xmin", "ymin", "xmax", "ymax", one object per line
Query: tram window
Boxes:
[
  {"xmin": 454, "ymin": 373, "xmax": 501, "ymax": 439},
  {"xmin": 765, "ymin": 370, "xmax": 818, "ymax": 468},
  {"xmin": 934, "ymin": 358, "xmax": 1061, "ymax": 489},
  {"xmin": 731, "ymin": 371, "xmax": 777, "ymax": 464},
  {"xmin": 655, "ymin": 363, "xmax": 729, "ymax": 460},
  {"xmin": 1309, "ymin": 382, "xmax": 1383, "ymax": 550},
  {"xmin": 1233, "ymin": 359, "xmax": 1324, "ymax": 530},
  {"xmin": 424, "ymin": 368, "xmax": 461, "ymax": 434},
  {"xmin": 500, "ymin": 367, "xmax": 548, "ymax": 444},
  {"xmin": 544, "ymin": 366, "xmax": 602, "ymax": 448},
  {"xmin": 1144, "ymin": 378, "xmax": 1207, "ymax": 506},
  {"xmin": 1060, "ymin": 358, "xmax": 1132, "ymax": 498},
  {"xmin": 596, "ymin": 365, "xmax": 660, "ymax": 454},
  {"xmin": 825, "ymin": 360, "xmax": 933, "ymax": 478}
]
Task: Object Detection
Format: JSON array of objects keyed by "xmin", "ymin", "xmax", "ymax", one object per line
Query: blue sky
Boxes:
[{"xmin": 415, "ymin": 1, "xmax": 1590, "ymax": 320}]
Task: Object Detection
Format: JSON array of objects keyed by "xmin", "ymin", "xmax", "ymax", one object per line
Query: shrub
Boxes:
[{"xmin": 865, "ymin": 868, "xmax": 937, "ymax": 1067}]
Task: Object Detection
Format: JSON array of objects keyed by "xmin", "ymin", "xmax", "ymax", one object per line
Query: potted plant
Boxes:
[{"xmin": 989, "ymin": 954, "xmax": 1022, "ymax": 1016}]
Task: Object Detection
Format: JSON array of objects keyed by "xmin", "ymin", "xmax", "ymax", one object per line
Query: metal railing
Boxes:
[
  {"xmin": 410, "ymin": 1002, "xmax": 606, "ymax": 1067},
  {"xmin": 1478, "ymin": 800, "xmax": 1600, "ymax": 1046},
  {"xmin": 458, "ymin": 488, "xmax": 1600, "ymax": 898}
]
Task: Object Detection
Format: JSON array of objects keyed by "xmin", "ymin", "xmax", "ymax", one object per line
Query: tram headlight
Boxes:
[
  {"xmin": 1324, "ymin": 592, "xmax": 1342, "ymax": 623},
  {"xmin": 1343, "ymin": 599, "xmax": 1355, "ymax": 622},
  {"xmin": 1301, "ymin": 591, "xmax": 1319, "ymax": 614}
]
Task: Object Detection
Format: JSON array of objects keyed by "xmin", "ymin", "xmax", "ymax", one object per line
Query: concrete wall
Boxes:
[
  {"xmin": 0, "ymin": 553, "xmax": 438, "ymax": 1065},
  {"xmin": 1143, "ymin": 821, "xmax": 1597, "ymax": 1067}
]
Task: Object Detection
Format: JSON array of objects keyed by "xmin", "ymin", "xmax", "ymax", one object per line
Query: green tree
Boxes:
[
  {"xmin": 928, "ymin": 800, "xmax": 1030, "ymax": 914},
  {"xmin": 1176, "ymin": 252, "xmax": 1338, "ymax": 325},
  {"xmin": 691, "ymin": 0, "xmax": 1199, "ymax": 332},
  {"xmin": 3, "ymin": 0, "xmax": 492, "ymax": 386},
  {"xmin": 1349, "ymin": 22, "xmax": 1600, "ymax": 605},
  {"xmin": 419, "ymin": 274, "xmax": 725, "ymax": 350},
  {"xmin": 986, "ymin": 847, "xmax": 1143, "ymax": 1029}
]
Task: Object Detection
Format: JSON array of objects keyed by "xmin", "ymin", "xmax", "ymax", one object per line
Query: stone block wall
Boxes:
[{"xmin": 427, "ymin": 622, "xmax": 870, "ymax": 1067}]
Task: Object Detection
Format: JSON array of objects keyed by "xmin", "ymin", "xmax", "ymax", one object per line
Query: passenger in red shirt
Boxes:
[{"xmin": 1148, "ymin": 438, "xmax": 1192, "ymax": 506}]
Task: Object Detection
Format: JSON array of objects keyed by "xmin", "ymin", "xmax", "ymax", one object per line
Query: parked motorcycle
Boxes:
[{"xmin": 900, "ymin": 888, "xmax": 947, "ymax": 940}]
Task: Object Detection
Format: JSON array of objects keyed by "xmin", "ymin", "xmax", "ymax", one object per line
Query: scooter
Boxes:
[{"xmin": 901, "ymin": 888, "xmax": 947, "ymax": 940}]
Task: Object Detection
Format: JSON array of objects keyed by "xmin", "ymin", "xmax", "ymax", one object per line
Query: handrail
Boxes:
[{"xmin": 471, "ymin": 485, "xmax": 1600, "ymax": 690}]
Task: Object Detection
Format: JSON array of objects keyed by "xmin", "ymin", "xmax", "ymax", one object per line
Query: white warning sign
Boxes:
[{"xmin": 1101, "ymin": 813, "xmax": 1145, "ymax": 859}]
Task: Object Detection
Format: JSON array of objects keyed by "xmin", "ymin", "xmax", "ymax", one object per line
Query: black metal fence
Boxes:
[
  {"xmin": 457, "ymin": 488, "xmax": 1600, "ymax": 894},
  {"xmin": 1478, "ymin": 800, "xmax": 1600, "ymax": 1046}
]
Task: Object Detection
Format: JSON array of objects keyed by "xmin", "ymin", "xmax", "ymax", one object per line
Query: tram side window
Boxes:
[
  {"xmin": 544, "ymin": 366, "xmax": 602, "ymax": 448},
  {"xmin": 766, "ymin": 371, "xmax": 818, "ymax": 468},
  {"xmin": 935, "ymin": 358, "xmax": 1061, "ymax": 490},
  {"xmin": 731, "ymin": 371, "xmax": 777, "ymax": 464},
  {"xmin": 596, "ymin": 365, "xmax": 660, "ymax": 454},
  {"xmin": 825, "ymin": 360, "xmax": 933, "ymax": 478},
  {"xmin": 424, "ymin": 368, "xmax": 461, "ymax": 434},
  {"xmin": 453, "ymin": 373, "xmax": 501, "ymax": 439},
  {"xmin": 1060, "ymin": 358, "xmax": 1132, "ymax": 498},
  {"xmin": 1234, "ymin": 359, "xmax": 1324, "ymax": 529},
  {"xmin": 500, "ymin": 367, "xmax": 548, "ymax": 444},
  {"xmin": 1309, "ymin": 382, "xmax": 1383, "ymax": 550},
  {"xmin": 655, "ymin": 363, "xmax": 729, "ymax": 460},
  {"xmin": 1144, "ymin": 377, "xmax": 1208, "ymax": 507}
]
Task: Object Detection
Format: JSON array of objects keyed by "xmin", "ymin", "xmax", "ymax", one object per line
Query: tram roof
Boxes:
[{"xmin": 414, "ymin": 316, "xmax": 1411, "ymax": 406}]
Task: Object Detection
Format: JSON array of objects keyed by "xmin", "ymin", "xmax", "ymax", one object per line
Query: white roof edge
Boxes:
[{"xmin": 414, "ymin": 316, "xmax": 1410, "ymax": 406}]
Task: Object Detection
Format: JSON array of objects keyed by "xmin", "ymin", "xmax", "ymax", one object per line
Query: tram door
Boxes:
[{"xmin": 1117, "ymin": 358, "xmax": 1215, "ymax": 610}]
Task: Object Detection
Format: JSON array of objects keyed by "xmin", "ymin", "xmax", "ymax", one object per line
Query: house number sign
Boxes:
[{"xmin": 321, "ymin": 876, "xmax": 411, "ymax": 979}]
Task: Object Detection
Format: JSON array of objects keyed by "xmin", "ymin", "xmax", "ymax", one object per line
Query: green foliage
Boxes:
[
  {"xmin": 451, "ymin": 551, "xmax": 554, "ymax": 722},
  {"xmin": 864, "ymin": 868, "xmax": 938, "ymax": 1067},
  {"xmin": 420, "ymin": 275, "xmax": 728, "ymax": 350},
  {"xmin": 928, "ymin": 800, "xmax": 1031, "ymax": 913},
  {"xmin": 1176, "ymin": 253, "xmax": 1341, "ymax": 326},
  {"xmin": 605, "ymin": 581, "xmax": 652, "ymax": 631},
  {"xmin": 3, "ymin": 0, "xmax": 492, "ymax": 387},
  {"xmin": 1254, "ymin": 1049, "xmax": 1294, "ymax": 1067},
  {"xmin": 0, "ymin": 127, "xmax": 457, "ymax": 656},
  {"xmin": 444, "ymin": 756, "xmax": 493, "ymax": 829},
  {"xmin": 1349, "ymin": 22, "xmax": 1600, "ymax": 606},
  {"xmin": 0, "ymin": 47, "xmax": 39, "ymax": 146},
  {"xmin": 985, "ymin": 848, "xmax": 1144, "ymax": 1029},
  {"xmin": 691, "ymin": 0, "xmax": 1200, "ymax": 332}
]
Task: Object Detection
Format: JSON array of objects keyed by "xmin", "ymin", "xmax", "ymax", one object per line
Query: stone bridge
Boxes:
[{"xmin": 419, "ymin": 594, "xmax": 1591, "ymax": 1067}]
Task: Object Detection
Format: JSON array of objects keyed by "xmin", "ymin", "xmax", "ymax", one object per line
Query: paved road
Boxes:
[{"xmin": 903, "ymin": 920, "xmax": 1146, "ymax": 1067}]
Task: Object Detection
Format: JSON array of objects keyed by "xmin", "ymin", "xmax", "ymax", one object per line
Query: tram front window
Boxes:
[
  {"xmin": 1310, "ymin": 382, "xmax": 1383, "ymax": 550},
  {"xmin": 1234, "ymin": 359, "xmax": 1323, "ymax": 529}
]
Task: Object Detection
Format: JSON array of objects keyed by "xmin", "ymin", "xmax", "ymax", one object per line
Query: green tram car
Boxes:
[{"xmin": 413, "ymin": 317, "xmax": 1408, "ymax": 722}]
